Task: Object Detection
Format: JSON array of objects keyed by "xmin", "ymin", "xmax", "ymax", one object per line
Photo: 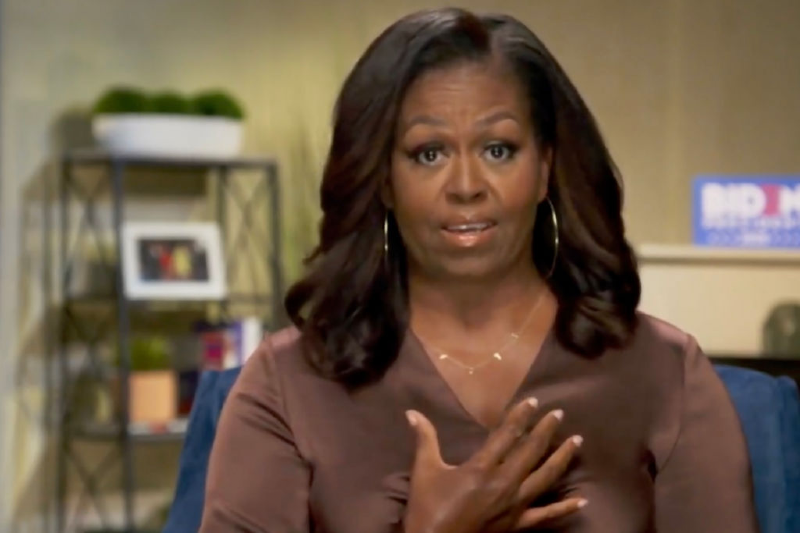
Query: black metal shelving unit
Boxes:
[{"xmin": 52, "ymin": 150, "xmax": 284, "ymax": 533}]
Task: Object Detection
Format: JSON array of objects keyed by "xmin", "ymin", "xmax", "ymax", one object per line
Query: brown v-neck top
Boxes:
[{"xmin": 200, "ymin": 314, "xmax": 758, "ymax": 533}]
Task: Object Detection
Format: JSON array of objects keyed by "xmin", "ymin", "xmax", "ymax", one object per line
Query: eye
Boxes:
[
  {"xmin": 410, "ymin": 144, "xmax": 446, "ymax": 166},
  {"xmin": 484, "ymin": 142, "xmax": 518, "ymax": 162}
]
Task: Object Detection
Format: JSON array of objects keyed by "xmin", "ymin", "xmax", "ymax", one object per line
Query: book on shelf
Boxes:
[{"xmin": 194, "ymin": 317, "xmax": 264, "ymax": 370}]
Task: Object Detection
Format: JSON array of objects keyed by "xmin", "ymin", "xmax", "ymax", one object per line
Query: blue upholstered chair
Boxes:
[
  {"xmin": 164, "ymin": 368, "xmax": 241, "ymax": 533},
  {"xmin": 715, "ymin": 366, "xmax": 800, "ymax": 533},
  {"xmin": 164, "ymin": 365, "xmax": 800, "ymax": 533}
]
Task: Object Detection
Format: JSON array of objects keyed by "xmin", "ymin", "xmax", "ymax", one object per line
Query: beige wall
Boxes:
[
  {"xmin": 638, "ymin": 245, "xmax": 800, "ymax": 355},
  {"xmin": 1, "ymin": 0, "xmax": 798, "ymax": 528}
]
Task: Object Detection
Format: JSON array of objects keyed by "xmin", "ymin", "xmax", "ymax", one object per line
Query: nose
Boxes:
[{"xmin": 445, "ymin": 157, "xmax": 488, "ymax": 205}]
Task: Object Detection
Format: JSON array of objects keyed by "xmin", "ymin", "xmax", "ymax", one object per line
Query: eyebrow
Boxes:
[
  {"xmin": 401, "ymin": 110, "xmax": 520, "ymax": 133},
  {"xmin": 402, "ymin": 115, "xmax": 447, "ymax": 132},
  {"xmin": 476, "ymin": 110, "xmax": 519, "ymax": 128}
]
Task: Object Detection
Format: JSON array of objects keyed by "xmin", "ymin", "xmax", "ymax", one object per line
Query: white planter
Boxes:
[{"xmin": 92, "ymin": 114, "xmax": 243, "ymax": 158}]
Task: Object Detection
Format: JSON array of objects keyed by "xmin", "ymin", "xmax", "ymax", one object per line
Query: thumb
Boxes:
[{"xmin": 406, "ymin": 410, "xmax": 444, "ymax": 468}]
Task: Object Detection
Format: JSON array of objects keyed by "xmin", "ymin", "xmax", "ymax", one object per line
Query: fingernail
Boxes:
[
  {"xmin": 406, "ymin": 411, "xmax": 417, "ymax": 426},
  {"xmin": 572, "ymin": 435, "xmax": 583, "ymax": 447},
  {"xmin": 552, "ymin": 409, "xmax": 564, "ymax": 421},
  {"xmin": 578, "ymin": 499, "xmax": 589, "ymax": 509},
  {"xmin": 526, "ymin": 397, "xmax": 538, "ymax": 408}
]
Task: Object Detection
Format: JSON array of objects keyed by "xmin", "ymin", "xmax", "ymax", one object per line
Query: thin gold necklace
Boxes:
[{"xmin": 416, "ymin": 287, "xmax": 547, "ymax": 375}]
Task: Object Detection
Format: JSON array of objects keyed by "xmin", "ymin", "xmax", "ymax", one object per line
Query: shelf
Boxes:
[
  {"xmin": 637, "ymin": 243, "xmax": 800, "ymax": 266},
  {"xmin": 65, "ymin": 292, "xmax": 275, "ymax": 307},
  {"xmin": 73, "ymin": 418, "xmax": 188, "ymax": 443},
  {"xmin": 60, "ymin": 294, "xmax": 278, "ymax": 337},
  {"xmin": 65, "ymin": 148, "xmax": 278, "ymax": 170},
  {"xmin": 53, "ymin": 148, "xmax": 284, "ymax": 532}
]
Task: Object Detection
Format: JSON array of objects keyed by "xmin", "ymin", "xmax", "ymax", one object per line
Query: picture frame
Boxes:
[{"xmin": 121, "ymin": 222, "xmax": 227, "ymax": 300}]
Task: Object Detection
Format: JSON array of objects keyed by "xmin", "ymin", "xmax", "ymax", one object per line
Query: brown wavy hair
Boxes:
[{"xmin": 285, "ymin": 8, "xmax": 641, "ymax": 388}]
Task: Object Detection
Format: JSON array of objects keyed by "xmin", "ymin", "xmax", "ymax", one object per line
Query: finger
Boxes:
[
  {"xmin": 500, "ymin": 409, "xmax": 565, "ymax": 485},
  {"xmin": 513, "ymin": 497, "xmax": 588, "ymax": 530},
  {"xmin": 407, "ymin": 410, "xmax": 445, "ymax": 468},
  {"xmin": 471, "ymin": 397, "xmax": 539, "ymax": 468},
  {"xmin": 518, "ymin": 434, "xmax": 582, "ymax": 503}
]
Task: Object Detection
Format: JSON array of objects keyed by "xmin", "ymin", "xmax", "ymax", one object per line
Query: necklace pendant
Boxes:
[
  {"xmin": 493, "ymin": 352, "xmax": 502, "ymax": 361},
  {"xmin": 468, "ymin": 368, "xmax": 474, "ymax": 375}
]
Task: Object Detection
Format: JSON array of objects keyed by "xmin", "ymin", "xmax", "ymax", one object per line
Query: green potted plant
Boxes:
[
  {"xmin": 91, "ymin": 86, "xmax": 246, "ymax": 158},
  {"xmin": 151, "ymin": 91, "xmax": 194, "ymax": 115},
  {"xmin": 114, "ymin": 336, "xmax": 177, "ymax": 424},
  {"xmin": 191, "ymin": 90, "xmax": 245, "ymax": 119}
]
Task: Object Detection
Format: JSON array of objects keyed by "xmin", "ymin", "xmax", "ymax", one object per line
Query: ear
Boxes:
[{"xmin": 537, "ymin": 145, "xmax": 553, "ymax": 202}]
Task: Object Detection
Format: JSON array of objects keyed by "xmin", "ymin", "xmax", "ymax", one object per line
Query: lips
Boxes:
[
  {"xmin": 439, "ymin": 217, "xmax": 498, "ymax": 247},
  {"xmin": 443, "ymin": 221, "xmax": 495, "ymax": 233},
  {"xmin": 441, "ymin": 219, "xmax": 497, "ymax": 233}
]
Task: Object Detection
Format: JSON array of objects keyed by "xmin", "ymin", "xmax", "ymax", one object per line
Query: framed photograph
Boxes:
[{"xmin": 121, "ymin": 222, "xmax": 227, "ymax": 300}]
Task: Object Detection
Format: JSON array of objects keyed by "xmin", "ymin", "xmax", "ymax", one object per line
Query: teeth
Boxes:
[{"xmin": 446, "ymin": 222, "xmax": 491, "ymax": 232}]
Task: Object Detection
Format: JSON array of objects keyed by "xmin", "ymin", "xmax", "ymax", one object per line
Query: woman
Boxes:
[{"xmin": 201, "ymin": 8, "xmax": 757, "ymax": 533}]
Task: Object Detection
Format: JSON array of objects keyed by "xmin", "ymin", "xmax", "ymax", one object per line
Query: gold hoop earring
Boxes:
[
  {"xmin": 384, "ymin": 214, "xmax": 389, "ymax": 255},
  {"xmin": 544, "ymin": 197, "xmax": 559, "ymax": 279}
]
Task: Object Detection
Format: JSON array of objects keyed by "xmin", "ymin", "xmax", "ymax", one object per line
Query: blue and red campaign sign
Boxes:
[{"xmin": 692, "ymin": 176, "xmax": 800, "ymax": 248}]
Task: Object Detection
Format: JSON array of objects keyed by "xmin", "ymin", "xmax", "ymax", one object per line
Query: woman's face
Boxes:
[{"xmin": 389, "ymin": 60, "xmax": 551, "ymax": 282}]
